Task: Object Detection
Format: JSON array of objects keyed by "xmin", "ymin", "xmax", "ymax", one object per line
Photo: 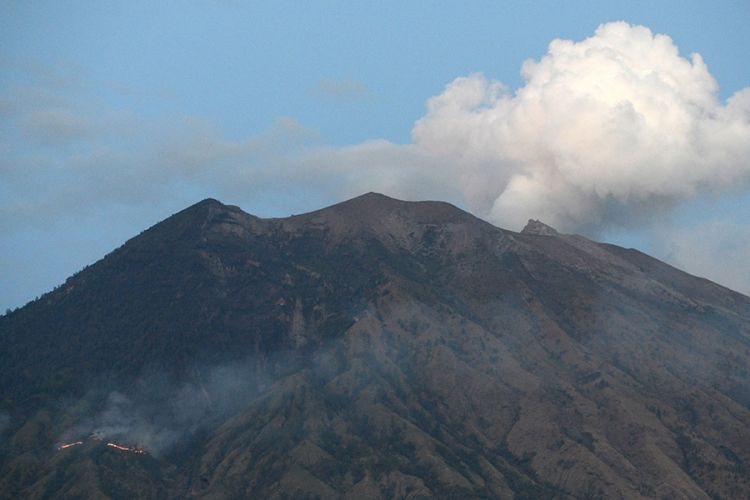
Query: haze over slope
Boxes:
[{"xmin": 1, "ymin": 193, "xmax": 749, "ymax": 499}]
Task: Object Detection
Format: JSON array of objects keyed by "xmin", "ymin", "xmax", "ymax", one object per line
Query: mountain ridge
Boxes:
[{"xmin": 1, "ymin": 193, "xmax": 749, "ymax": 499}]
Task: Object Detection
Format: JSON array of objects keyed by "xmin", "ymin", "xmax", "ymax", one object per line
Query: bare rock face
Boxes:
[
  {"xmin": 1, "ymin": 193, "xmax": 749, "ymax": 499},
  {"xmin": 521, "ymin": 219, "xmax": 559, "ymax": 236}
]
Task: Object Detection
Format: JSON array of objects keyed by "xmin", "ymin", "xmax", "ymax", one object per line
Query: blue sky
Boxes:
[{"xmin": 2, "ymin": 1, "xmax": 750, "ymax": 310}]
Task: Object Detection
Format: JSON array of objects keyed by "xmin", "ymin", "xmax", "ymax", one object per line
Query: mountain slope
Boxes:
[{"xmin": 1, "ymin": 193, "xmax": 749, "ymax": 499}]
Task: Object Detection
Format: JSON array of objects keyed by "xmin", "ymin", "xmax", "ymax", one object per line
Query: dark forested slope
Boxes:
[{"xmin": 1, "ymin": 193, "xmax": 749, "ymax": 499}]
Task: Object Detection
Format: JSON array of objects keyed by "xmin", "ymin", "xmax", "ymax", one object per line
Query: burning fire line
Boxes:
[
  {"xmin": 57, "ymin": 437, "xmax": 146, "ymax": 455},
  {"xmin": 106, "ymin": 442, "xmax": 146, "ymax": 454},
  {"xmin": 57, "ymin": 441, "xmax": 83, "ymax": 450}
]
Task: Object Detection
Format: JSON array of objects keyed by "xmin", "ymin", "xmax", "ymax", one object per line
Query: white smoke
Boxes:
[
  {"xmin": 411, "ymin": 21, "xmax": 750, "ymax": 233},
  {"xmin": 60, "ymin": 360, "xmax": 266, "ymax": 456},
  {"xmin": 654, "ymin": 219, "xmax": 750, "ymax": 296}
]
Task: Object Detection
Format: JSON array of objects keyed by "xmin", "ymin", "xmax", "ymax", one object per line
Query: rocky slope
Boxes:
[{"xmin": 1, "ymin": 193, "xmax": 749, "ymax": 499}]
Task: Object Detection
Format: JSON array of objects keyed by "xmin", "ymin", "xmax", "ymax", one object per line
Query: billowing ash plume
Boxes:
[{"xmin": 410, "ymin": 21, "xmax": 750, "ymax": 233}]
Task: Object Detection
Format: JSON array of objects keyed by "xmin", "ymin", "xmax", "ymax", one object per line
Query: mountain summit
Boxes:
[
  {"xmin": 1, "ymin": 194, "xmax": 749, "ymax": 499},
  {"xmin": 521, "ymin": 219, "xmax": 559, "ymax": 236}
]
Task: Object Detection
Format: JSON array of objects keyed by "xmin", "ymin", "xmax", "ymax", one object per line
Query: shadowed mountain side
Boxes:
[{"xmin": 1, "ymin": 193, "xmax": 749, "ymax": 499}]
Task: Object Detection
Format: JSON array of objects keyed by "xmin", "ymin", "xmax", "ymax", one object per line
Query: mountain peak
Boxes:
[
  {"xmin": 183, "ymin": 197, "xmax": 227, "ymax": 211},
  {"xmin": 299, "ymin": 192, "xmax": 475, "ymax": 225},
  {"xmin": 174, "ymin": 197, "xmax": 231, "ymax": 220},
  {"xmin": 197, "ymin": 197, "xmax": 225, "ymax": 206},
  {"xmin": 3, "ymin": 193, "xmax": 750, "ymax": 499},
  {"xmin": 178, "ymin": 197, "xmax": 252, "ymax": 221},
  {"xmin": 521, "ymin": 218, "xmax": 559, "ymax": 236},
  {"xmin": 280, "ymin": 192, "xmax": 492, "ymax": 249}
]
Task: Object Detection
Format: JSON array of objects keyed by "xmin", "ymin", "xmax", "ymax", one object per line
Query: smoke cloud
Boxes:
[
  {"xmin": 411, "ymin": 21, "xmax": 750, "ymax": 233},
  {"xmin": 60, "ymin": 360, "xmax": 266, "ymax": 456},
  {"xmin": 653, "ymin": 219, "xmax": 750, "ymax": 296},
  {"xmin": 10, "ymin": 22, "xmax": 749, "ymax": 237}
]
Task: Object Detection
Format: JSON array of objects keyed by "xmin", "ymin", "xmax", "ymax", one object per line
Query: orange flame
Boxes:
[
  {"xmin": 58, "ymin": 441, "xmax": 83, "ymax": 450},
  {"xmin": 106, "ymin": 442, "xmax": 146, "ymax": 454},
  {"xmin": 56, "ymin": 437, "xmax": 146, "ymax": 454}
]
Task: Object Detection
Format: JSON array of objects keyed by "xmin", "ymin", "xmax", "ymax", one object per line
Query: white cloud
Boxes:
[
  {"xmin": 410, "ymin": 22, "xmax": 750, "ymax": 232},
  {"xmin": 4, "ymin": 22, "xmax": 750, "ymax": 305},
  {"xmin": 7, "ymin": 22, "xmax": 749, "ymax": 237}
]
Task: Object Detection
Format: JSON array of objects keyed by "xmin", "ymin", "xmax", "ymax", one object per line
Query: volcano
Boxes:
[{"xmin": 1, "ymin": 193, "xmax": 749, "ymax": 499}]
